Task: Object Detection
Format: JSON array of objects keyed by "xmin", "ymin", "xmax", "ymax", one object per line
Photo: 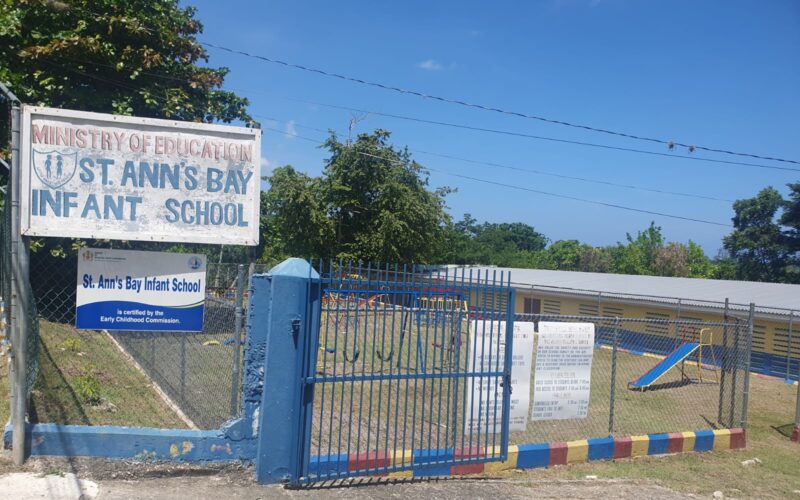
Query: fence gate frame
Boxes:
[{"xmin": 252, "ymin": 259, "xmax": 516, "ymax": 485}]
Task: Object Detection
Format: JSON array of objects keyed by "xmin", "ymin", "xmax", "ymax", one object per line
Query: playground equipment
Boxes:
[{"xmin": 628, "ymin": 328, "xmax": 719, "ymax": 391}]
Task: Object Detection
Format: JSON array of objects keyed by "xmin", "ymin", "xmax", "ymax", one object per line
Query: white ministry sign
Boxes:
[
  {"xmin": 76, "ymin": 248, "xmax": 206, "ymax": 332},
  {"xmin": 20, "ymin": 106, "xmax": 261, "ymax": 245},
  {"xmin": 531, "ymin": 322, "xmax": 594, "ymax": 421},
  {"xmin": 464, "ymin": 321, "xmax": 535, "ymax": 434}
]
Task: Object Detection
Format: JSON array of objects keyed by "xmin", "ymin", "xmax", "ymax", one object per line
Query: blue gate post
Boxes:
[{"xmin": 253, "ymin": 258, "xmax": 320, "ymax": 484}]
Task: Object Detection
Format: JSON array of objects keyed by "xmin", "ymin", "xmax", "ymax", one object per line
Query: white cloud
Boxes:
[
  {"xmin": 285, "ymin": 120, "xmax": 297, "ymax": 138},
  {"xmin": 260, "ymin": 157, "xmax": 273, "ymax": 176},
  {"xmin": 417, "ymin": 59, "xmax": 444, "ymax": 71}
]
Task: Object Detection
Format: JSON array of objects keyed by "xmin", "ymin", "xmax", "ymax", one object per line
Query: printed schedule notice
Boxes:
[{"xmin": 531, "ymin": 322, "xmax": 594, "ymax": 421}]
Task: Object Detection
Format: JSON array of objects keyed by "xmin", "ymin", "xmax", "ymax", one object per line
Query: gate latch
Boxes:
[
  {"xmin": 291, "ymin": 317, "xmax": 301, "ymax": 337},
  {"xmin": 501, "ymin": 373, "xmax": 513, "ymax": 394}
]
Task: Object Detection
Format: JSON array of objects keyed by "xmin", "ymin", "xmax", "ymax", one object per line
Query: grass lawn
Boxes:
[
  {"xmin": 515, "ymin": 375, "xmax": 800, "ymax": 499},
  {"xmin": 5, "ymin": 320, "xmax": 187, "ymax": 428}
]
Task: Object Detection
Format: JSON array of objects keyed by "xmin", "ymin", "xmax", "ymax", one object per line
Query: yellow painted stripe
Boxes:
[
  {"xmin": 392, "ymin": 449, "xmax": 414, "ymax": 465},
  {"xmin": 388, "ymin": 470, "xmax": 413, "ymax": 478},
  {"xmin": 484, "ymin": 445, "xmax": 519, "ymax": 473},
  {"xmin": 566, "ymin": 440, "xmax": 589, "ymax": 464},
  {"xmin": 713, "ymin": 429, "xmax": 731, "ymax": 451},
  {"xmin": 630, "ymin": 435, "xmax": 650, "ymax": 457},
  {"xmin": 681, "ymin": 431, "xmax": 696, "ymax": 452}
]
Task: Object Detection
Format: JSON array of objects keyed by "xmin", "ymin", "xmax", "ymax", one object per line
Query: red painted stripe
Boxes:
[
  {"xmin": 454, "ymin": 446, "xmax": 485, "ymax": 459},
  {"xmin": 348, "ymin": 451, "xmax": 390, "ymax": 472},
  {"xmin": 729, "ymin": 428, "xmax": 747, "ymax": 449},
  {"xmin": 614, "ymin": 437, "xmax": 632, "ymax": 459},
  {"xmin": 549, "ymin": 442, "xmax": 568, "ymax": 466},
  {"xmin": 667, "ymin": 432, "xmax": 684, "ymax": 454},
  {"xmin": 451, "ymin": 463, "xmax": 485, "ymax": 475}
]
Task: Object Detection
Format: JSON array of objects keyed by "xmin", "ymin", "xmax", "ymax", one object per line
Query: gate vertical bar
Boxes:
[
  {"xmin": 500, "ymin": 280, "xmax": 515, "ymax": 460},
  {"xmin": 741, "ymin": 303, "xmax": 755, "ymax": 428},
  {"xmin": 608, "ymin": 317, "xmax": 619, "ymax": 435},
  {"xmin": 229, "ymin": 264, "xmax": 246, "ymax": 418}
]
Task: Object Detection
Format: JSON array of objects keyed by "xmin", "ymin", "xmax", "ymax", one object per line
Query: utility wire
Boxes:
[
  {"xmin": 41, "ymin": 3, "xmax": 797, "ymax": 165},
  {"xmin": 269, "ymin": 96, "xmax": 800, "ymax": 173},
  {"xmin": 254, "ymin": 113, "xmax": 734, "ymax": 203},
  {"xmin": 258, "ymin": 125, "xmax": 731, "ymax": 227},
  {"xmin": 203, "ymin": 42, "xmax": 799, "ymax": 166},
  {"xmin": 55, "ymin": 57, "xmax": 799, "ymax": 173}
]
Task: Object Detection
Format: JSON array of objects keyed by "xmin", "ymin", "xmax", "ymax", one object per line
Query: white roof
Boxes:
[{"xmin": 453, "ymin": 267, "xmax": 800, "ymax": 315}]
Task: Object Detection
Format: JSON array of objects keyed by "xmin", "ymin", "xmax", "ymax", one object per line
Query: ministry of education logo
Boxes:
[{"xmin": 31, "ymin": 149, "xmax": 77, "ymax": 189}]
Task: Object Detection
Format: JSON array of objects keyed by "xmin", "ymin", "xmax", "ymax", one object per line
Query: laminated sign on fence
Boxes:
[
  {"xmin": 464, "ymin": 321, "xmax": 535, "ymax": 434},
  {"xmin": 532, "ymin": 322, "xmax": 594, "ymax": 421},
  {"xmin": 19, "ymin": 106, "xmax": 261, "ymax": 245},
  {"xmin": 76, "ymin": 248, "xmax": 206, "ymax": 332}
]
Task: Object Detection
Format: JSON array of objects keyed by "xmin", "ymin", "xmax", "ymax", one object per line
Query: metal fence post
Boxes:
[
  {"xmin": 229, "ymin": 264, "xmax": 246, "ymax": 418},
  {"xmin": 5, "ymin": 88, "xmax": 29, "ymax": 466},
  {"xmin": 794, "ymin": 377, "xmax": 800, "ymax": 441},
  {"xmin": 741, "ymin": 303, "xmax": 755, "ymax": 428},
  {"xmin": 718, "ymin": 298, "xmax": 729, "ymax": 426},
  {"xmin": 786, "ymin": 311, "xmax": 794, "ymax": 382},
  {"xmin": 254, "ymin": 258, "xmax": 320, "ymax": 484},
  {"xmin": 608, "ymin": 317, "xmax": 619, "ymax": 435}
]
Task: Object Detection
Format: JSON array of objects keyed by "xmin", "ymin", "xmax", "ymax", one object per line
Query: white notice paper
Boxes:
[
  {"xmin": 531, "ymin": 322, "xmax": 594, "ymax": 421},
  {"xmin": 464, "ymin": 321, "xmax": 535, "ymax": 434}
]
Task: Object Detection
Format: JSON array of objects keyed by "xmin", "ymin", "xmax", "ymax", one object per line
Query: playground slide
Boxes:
[{"xmin": 628, "ymin": 342, "xmax": 700, "ymax": 390}]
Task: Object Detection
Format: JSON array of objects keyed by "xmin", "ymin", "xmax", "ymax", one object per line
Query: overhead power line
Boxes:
[
  {"xmin": 203, "ymin": 41, "xmax": 799, "ymax": 166},
  {"xmin": 270, "ymin": 96, "xmax": 800, "ymax": 173},
  {"xmin": 258, "ymin": 125, "xmax": 731, "ymax": 228},
  {"xmin": 254, "ymin": 113, "xmax": 733, "ymax": 203},
  {"xmin": 54, "ymin": 57, "xmax": 799, "ymax": 173}
]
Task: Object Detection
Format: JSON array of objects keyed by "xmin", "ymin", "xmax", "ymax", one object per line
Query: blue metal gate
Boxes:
[{"xmin": 296, "ymin": 263, "xmax": 516, "ymax": 483}]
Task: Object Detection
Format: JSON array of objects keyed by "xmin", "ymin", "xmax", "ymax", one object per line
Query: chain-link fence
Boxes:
[
  {"xmin": 21, "ymin": 251, "xmax": 249, "ymax": 430},
  {"xmin": 0, "ymin": 174, "xmax": 39, "ymax": 397},
  {"xmin": 509, "ymin": 313, "xmax": 752, "ymax": 444}
]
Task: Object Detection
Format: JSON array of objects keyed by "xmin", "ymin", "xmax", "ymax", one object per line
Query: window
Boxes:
[
  {"xmin": 543, "ymin": 299, "xmax": 561, "ymax": 315},
  {"xmin": 644, "ymin": 312, "xmax": 670, "ymax": 336},
  {"xmin": 579, "ymin": 303, "xmax": 599, "ymax": 317},
  {"xmin": 524, "ymin": 297, "xmax": 541, "ymax": 315}
]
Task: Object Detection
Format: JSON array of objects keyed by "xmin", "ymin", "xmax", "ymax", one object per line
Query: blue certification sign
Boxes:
[{"xmin": 76, "ymin": 248, "xmax": 206, "ymax": 332}]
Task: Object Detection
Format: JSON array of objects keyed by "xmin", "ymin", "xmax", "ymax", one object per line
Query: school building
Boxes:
[{"xmin": 454, "ymin": 266, "xmax": 800, "ymax": 381}]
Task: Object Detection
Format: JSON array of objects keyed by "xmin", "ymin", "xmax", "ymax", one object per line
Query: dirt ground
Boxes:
[{"xmin": 0, "ymin": 454, "xmax": 702, "ymax": 499}]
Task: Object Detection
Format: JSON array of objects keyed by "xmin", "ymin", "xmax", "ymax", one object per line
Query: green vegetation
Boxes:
[
  {"xmin": 24, "ymin": 321, "xmax": 186, "ymax": 427},
  {"xmin": 528, "ymin": 375, "xmax": 800, "ymax": 499}
]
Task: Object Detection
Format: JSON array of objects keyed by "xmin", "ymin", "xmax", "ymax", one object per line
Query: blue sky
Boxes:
[{"xmin": 189, "ymin": 0, "xmax": 800, "ymax": 254}]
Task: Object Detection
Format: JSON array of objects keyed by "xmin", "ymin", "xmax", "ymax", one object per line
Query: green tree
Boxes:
[
  {"xmin": 0, "ymin": 0, "xmax": 250, "ymax": 157},
  {"xmin": 262, "ymin": 130, "xmax": 452, "ymax": 263},
  {"xmin": 723, "ymin": 187, "xmax": 792, "ymax": 282},
  {"xmin": 611, "ymin": 222, "xmax": 664, "ymax": 275}
]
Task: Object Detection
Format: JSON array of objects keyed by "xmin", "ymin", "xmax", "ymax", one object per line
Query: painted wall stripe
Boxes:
[
  {"xmin": 647, "ymin": 433, "xmax": 670, "ymax": 455},
  {"xmin": 517, "ymin": 443, "xmax": 550, "ymax": 468},
  {"xmin": 694, "ymin": 430, "xmax": 715, "ymax": 452},
  {"xmin": 484, "ymin": 445, "xmax": 519, "ymax": 473},
  {"xmin": 549, "ymin": 442, "xmax": 568, "ymax": 466},
  {"xmin": 729, "ymin": 428, "xmax": 746, "ymax": 449},
  {"xmin": 566, "ymin": 440, "xmax": 589, "ymax": 464},
  {"xmin": 630, "ymin": 435, "xmax": 650, "ymax": 457},
  {"xmin": 681, "ymin": 431, "xmax": 696, "ymax": 452},
  {"xmin": 614, "ymin": 436, "xmax": 632, "ymax": 459},
  {"xmin": 587, "ymin": 437, "xmax": 615, "ymax": 461},
  {"xmin": 666, "ymin": 432, "xmax": 684, "ymax": 454},
  {"xmin": 712, "ymin": 429, "xmax": 731, "ymax": 451}
]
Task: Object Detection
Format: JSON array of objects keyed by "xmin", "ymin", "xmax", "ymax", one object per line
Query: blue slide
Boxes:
[{"xmin": 628, "ymin": 342, "xmax": 700, "ymax": 390}]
